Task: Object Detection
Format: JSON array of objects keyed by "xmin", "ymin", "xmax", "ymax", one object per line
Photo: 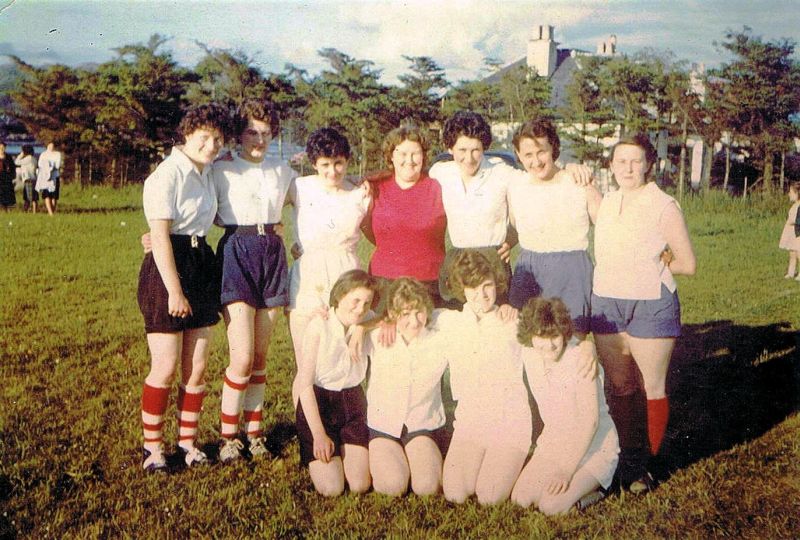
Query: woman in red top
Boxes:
[{"xmin": 362, "ymin": 125, "xmax": 447, "ymax": 305}]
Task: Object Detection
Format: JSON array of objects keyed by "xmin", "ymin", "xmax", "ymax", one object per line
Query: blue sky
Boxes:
[{"xmin": 1, "ymin": 0, "xmax": 798, "ymax": 84}]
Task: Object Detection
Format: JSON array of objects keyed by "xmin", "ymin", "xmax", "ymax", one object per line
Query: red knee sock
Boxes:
[
  {"xmin": 647, "ymin": 397, "xmax": 669, "ymax": 455},
  {"xmin": 141, "ymin": 383, "xmax": 170, "ymax": 452}
]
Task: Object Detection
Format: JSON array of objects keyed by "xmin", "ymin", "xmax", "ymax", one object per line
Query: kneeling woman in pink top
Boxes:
[{"xmin": 362, "ymin": 124, "xmax": 447, "ymax": 305}]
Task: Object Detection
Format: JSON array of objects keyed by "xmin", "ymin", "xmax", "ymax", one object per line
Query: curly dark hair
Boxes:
[
  {"xmin": 385, "ymin": 277, "xmax": 434, "ymax": 324},
  {"xmin": 329, "ymin": 269, "xmax": 380, "ymax": 309},
  {"xmin": 517, "ymin": 297, "xmax": 573, "ymax": 346},
  {"xmin": 512, "ymin": 117, "xmax": 560, "ymax": 160},
  {"xmin": 306, "ymin": 127, "xmax": 351, "ymax": 164},
  {"xmin": 788, "ymin": 180, "xmax": 800, "ymax": 195},
  {"xmin": 177, "ymin": 103, "xmax": 229, "ymax": 141},
  {"xmin": 610, "ymin": 133, "xmax": 658, "ymax": 176},
  {"xmin": 446, "ymin": 249, "xmax": 508, "ymax": 303},
  {"xmin": 233, "ymin": 99, "xmax": 280, "ymax": 139},
  {"xmin": 382, "ymin": 124, "xmax": 429, "ymax": 170},
  {"xmin": 442, "ymin": 111, "xmax": 492, "ymax": 150}
]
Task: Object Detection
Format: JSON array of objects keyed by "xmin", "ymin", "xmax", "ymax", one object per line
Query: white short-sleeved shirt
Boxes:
[
  {"xmin": 432, "ymin": 308, "xmax": 531, "ymax": 452},
  {"xmin": 288, "ymin": 176, "xmax": 371, "ymax": 312},
  {"xmin": 429, "ymin": 157, "xmax": 520, "ymax": 248},
  {"xmin": 593, "ymin": 182, "xmax": 678, "ymax": 300},
  {"xmin": 508, "ymin": 169, "xmax": 591, "ymax": 252},
  {"xmin": 213, "ymin": 154, "xmax": 293, "ymax": 226},
  {"xmin": 523, "ymin": 341, "xmax": 619, "ymax": 489},
  {"xmin": 365, "ymin": 329, "xmax": 448, "ymax": 437},
  {"xmin": 142, "ymin": 147, "xmax": 217, "ymax": 236},
  {"xmin": 309, "ymin": 314, "xmax": 368, "ymax": 391}
]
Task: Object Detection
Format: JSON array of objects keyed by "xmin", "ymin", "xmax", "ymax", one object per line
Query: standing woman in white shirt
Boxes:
[
  {"xmin": 212, "ymin": 100, "xmax": 295, "ymax": 462},
  {"xmin": 35, "ymin": 141, "xmax": 62, "ymax": 216},
  {"xmin": 508, "ymin": 118, "xmax": 602, "ymax": 337},
  {"xmin": 591, "ymin": 134, "xmax": 696, "ymax": 493},
  {"xmin": 137, "ymin": 104, "xmax": 227, "ymax": 471}
]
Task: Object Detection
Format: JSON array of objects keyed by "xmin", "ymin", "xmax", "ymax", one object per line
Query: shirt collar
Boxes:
[{"xmin": 170, "ymin": 146, "xmax": 208, "ymax": 179}]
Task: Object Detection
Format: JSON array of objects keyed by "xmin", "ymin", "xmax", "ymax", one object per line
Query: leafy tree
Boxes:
[
  {"xmin": 497, "ymin": 65, "xmax": 551, "ymax": 124},
  {"xmin": 442, "ymin": 79, "xmax": 503, "ymax": 124},
  {"xmin": 711, "ymin": 27, "xmax": 800, "ymax": 191}
]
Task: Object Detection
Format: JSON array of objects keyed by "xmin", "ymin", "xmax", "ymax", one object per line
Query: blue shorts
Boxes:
[
  {"xmin": 591, "ymin": 284, "xmax": 681, "ymax": 338},
  {"xmin": 368, "ymin": 425, "xmax": 451, "ymax": 457},
  {"xmin": 509, "ymin": 249, "xmax": 592, "ymax": 334},
  {"xmin": 217, "ymin": 225, "xmax": 289, "ymax": 309}
]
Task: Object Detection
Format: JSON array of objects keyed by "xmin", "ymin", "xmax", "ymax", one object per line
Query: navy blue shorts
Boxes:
[
  {"xmin": 591, "ymin": 284, "xmax": 682, "ymax": 338},
  {"xmin": 137, "ymin": 235, "xmax": 221, "ymax": 334},
  {"xmin": 368, "ymin": 425, "xmax": 451, "ymax": 457},
  {"xmin": 217, "ymin": 226, "xmax": 289, "ymax": 309},
  {"xmin": 23, "ymin": 181, "xmax": 38, "ymax": 203},
  {"xmin": 296, "ymin": 385, "xmax": 369, "ymax": 467},
  {"xmin": 509, "ymin": 249, "xmax": 593, "ymax": 334}
]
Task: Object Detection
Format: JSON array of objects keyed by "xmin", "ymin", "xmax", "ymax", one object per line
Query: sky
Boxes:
[{"xmin": 1, "ymin": 0, "xmax": 799, "ymax": 84}]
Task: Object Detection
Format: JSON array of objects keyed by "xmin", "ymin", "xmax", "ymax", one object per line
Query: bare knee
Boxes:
[
  {"xmin": 373, "ymin": 472, "xmax": 407, "ymax": 497},
  {"xmin": 510, "ymin": 485, "xmax": 534, "ymax": 508},
  {"xmin": 411, "ymin": 475, "xmax": 439, "ymax": 497},
  {"xmin": 313, "ymin": 475, "xmax": 344, "ymax": 497},
  {"xmin": 443, "ymin": 482, "xmax": 470, "ymax": 504},
  {"xmin": 476, "ymin": 484, "xmax": 507, "ymax": 506},
  {"xmin": 347, "ymin": 474, "xmax": 371, "ymax": 495}
]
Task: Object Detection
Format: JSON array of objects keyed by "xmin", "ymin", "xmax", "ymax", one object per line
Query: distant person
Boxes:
[
  {"xmin": 35, "ymin": 142, "xmax": 62, "ymax": 215},
  {"xmin": 511, "ymin": 297, "xmax": 619, "ymax": 514},
  {"xmin": 779, "ymin": 180, "xmax": 800, "ymax": 280},
  {"xmin": 292, "ymin": 269, "xmax": 379, "ymax": 497},
  {"xmin": 0, "ymin": 141, "xmax": 16, "ymax": 210},
  {"xmin": 15, "ymin": 144, "xmax": 37, "ymax": 213},
  {"xmin": 591, "ymin": 134, "xmax": 696, "ymax": 494},
  {"xmin": 137, "ymin": 104, "xmax": 226, "ymax": 472}
]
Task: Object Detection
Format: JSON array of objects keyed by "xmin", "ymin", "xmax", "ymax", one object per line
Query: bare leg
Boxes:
[
  {"xmin": 405, "ymin": 436, "xmax": 443, "ymax": 496},
  {"xmin": 288, "ymin": 310, "xmax": 314, "ymax": 370},
  {"xmin": 474, "ymin": 446, "xmax": 527, "ymax": 505},
  {"xmin": 342, "ymin": 444, "xmax": 371, "ymax": 494},
  {"xmin": 309, "ymin": 457, "xmax": 345, "ymax": 497},
  {"xmin": 538, "ymin": 469, "xmax": 601, "ymax": 516},
  {"xmin": 442, "ymin": 435, "xmax": 485, "ymax": 503},
  {"xmin": 369, "ymin": 438, "xmax": 409, "ymax": 496}
]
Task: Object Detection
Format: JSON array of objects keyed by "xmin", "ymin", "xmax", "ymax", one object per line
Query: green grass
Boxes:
[{"xmin": 1, "ymin": 184, "xmax": 799, "ymax": 538}]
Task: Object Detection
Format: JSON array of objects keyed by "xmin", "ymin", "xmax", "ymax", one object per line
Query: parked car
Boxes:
[{"xmin": 430, "ymin": 150, "xmax": 524, "ymax": 171}]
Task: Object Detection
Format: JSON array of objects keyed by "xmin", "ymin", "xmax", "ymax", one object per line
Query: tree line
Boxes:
[{"xmin": 4, "ymin": 27, "xmax": 799, "ymax": 192}]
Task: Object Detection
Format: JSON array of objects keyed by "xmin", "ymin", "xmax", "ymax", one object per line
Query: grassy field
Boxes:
[{"xmin": 1, "ymin": 185, "xmax": 799, "ymax": 539}]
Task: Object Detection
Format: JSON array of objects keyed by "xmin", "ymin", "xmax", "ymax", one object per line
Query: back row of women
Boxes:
[{"xmin": 136, "ymin": 100, "xmax": 696, "ymax": 513}]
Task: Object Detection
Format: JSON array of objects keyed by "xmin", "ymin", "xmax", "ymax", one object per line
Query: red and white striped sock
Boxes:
[
  {"xmin": 243, "ymin": 368, "xmax": 267, "ymax": 439},
  {"xmin": 141, "ymin": 382, "xmax": 170, "ymax": 453},
  {"xmin": 220, "ymin": 368, "xmax": 249, "ymax": 439},
  {"xmin": 176, "ymin": 384, "xmax": 206, "ymax": 451}
]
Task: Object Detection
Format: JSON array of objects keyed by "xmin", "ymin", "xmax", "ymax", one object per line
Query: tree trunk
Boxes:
[
  {"xmin": 723, "ymin": 144, "xmax": 731, "ymax": 191},
  {"xmin": 763, "ymin": 152, "xmax": 774, "ymax": 193},
  {"xmin": 701, "ymin": 139, "xmax": 712, "ymax": 193},
  {"xmin": 110, "ymin": 157, "xmax": 117, "ymax": 187},
  {"xmin": 780, "ymin": 151, "xmax": 786, "ymax": 191},
  {"xmin": 678, "ymin": 114, "xmax": 687, "ymax": 200}
]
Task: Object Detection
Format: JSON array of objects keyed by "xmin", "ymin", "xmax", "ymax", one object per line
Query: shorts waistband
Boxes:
[
  {"xmin": 170, "ymin": 234, "xmax": 207, "ymax": 248},
  {"xmin": 225, "ymin": 224, "xmax": 277, "ymax": 236}
]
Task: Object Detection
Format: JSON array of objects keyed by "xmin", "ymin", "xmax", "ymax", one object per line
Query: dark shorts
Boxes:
[
  {"xmin": 23, "ymin": 180, "xmax": 38, "ymax": 203},
  {"xmin": 217, "ymin": 225, "xmax": 289, "ymax": 309},
  {"xmin": 439, "ymin": 246, "xmax": 512, "ymax": 307},
  {"xmin": 509, "ymin": 249, "xmax": 593, "ymax": 334},
  {"xmin": 137, "ymin": 235, "xmax": 221, "ymax": 334},
  {"xmin": 296, "ymin": 385, "xmax": 369, "ymax": 467},
  {"xmin": 591, "ymin": 284, "xmax": 681, "ymax": 338},
  {"xmin": 40, "ymin": 177, "xmax": 60, "ymax": 200},
  {"xmin": 368, "ymin": 425, "xmax": 451, "ymax": 457}
]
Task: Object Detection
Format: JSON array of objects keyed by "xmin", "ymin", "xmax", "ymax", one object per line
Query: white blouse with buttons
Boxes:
[{"xmin": 213, "ymin": 154, "xmax": 294, "ymax": 226}]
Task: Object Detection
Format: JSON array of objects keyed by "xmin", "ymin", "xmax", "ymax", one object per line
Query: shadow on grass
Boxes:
[
  {"xmin": 59, "ymin": 205, "xmax": 140, "ymax": 214},
  {"xmin": 663, "ymin": 320, "xmax": 800, "ymax": 473}
]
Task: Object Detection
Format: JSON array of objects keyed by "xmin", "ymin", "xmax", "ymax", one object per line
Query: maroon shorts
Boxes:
[{"xmin": 296, "ymin": 385, "xmax": 368, "ymax": 467}]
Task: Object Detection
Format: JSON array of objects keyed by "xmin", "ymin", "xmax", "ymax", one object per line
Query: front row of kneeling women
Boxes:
[{"xmin": 292, "ymin": 249, "xmax": 619, "ymax": 513}]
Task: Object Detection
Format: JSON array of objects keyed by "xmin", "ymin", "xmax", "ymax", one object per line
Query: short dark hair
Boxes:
[
  {"xmin": 611, "ymin": 133, "xmax": 658, "ymax": 176},
  {"xmin": 177, "ymin": 103, "xmax": 229, "ymax": 141},
  {"xmin": 329, "ymin": 269, "xmax": 380, "ymax": 309},
  {"xmin": 443, "ymin": 111, "xmax": 492, "ymax": 150},
  {"xmin": 234, "ymin": 99, "xmax": 280, "ymax": 139},
  {"xmin": 517, "ymin": 297, "xmax": 574, "ymax": 346},
  {"xmin": 512, "ymin": 117, "xmax": 560, "ymax": 160},
  {"xmin": 788, "ymin": 180, "xmax": 800, "ymax": 194},
  {"xmin": 385, "ymin": 277, "xmax": 434, "ymax": 324},
  {"xmin": 382, "ymin": 124, "xmax": 429, "ymax": 170},
  {"xmin": 306, "ymin": 127, "xmax": 351, "ymax": 164},
  {"xmin": 446, "ymin": 249, "xmax": 508, "ymax": 303},
  {"xmin": 22, "ymin": 144, "xmax": 35, "ymax": 155}
]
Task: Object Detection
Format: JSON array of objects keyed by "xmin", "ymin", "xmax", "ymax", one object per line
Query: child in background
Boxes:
[
  {"xmin": 512, "ymin": 297, "xmax": 619, "ymax": 514},
  {"xmin": 15, "ymin": 144, "xmax": 38, "ymax": 213},
  {"xmin": 292, "ymin": 270, "xmax": 379, "ymax": 496},
  {"xmin": 779, "ymin": 181, "xmax": 800, "ymax": 280},
  {"xmin": 365, "ymin": 278, "xmax": 448, "ymax": 497},
  {"xmin": 287, "ymin": 128, "xmax": 371, "ymax": 366},
  {"xmin": 137, "ymin": 104, "xmax": 227, "ymax": 471}
]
